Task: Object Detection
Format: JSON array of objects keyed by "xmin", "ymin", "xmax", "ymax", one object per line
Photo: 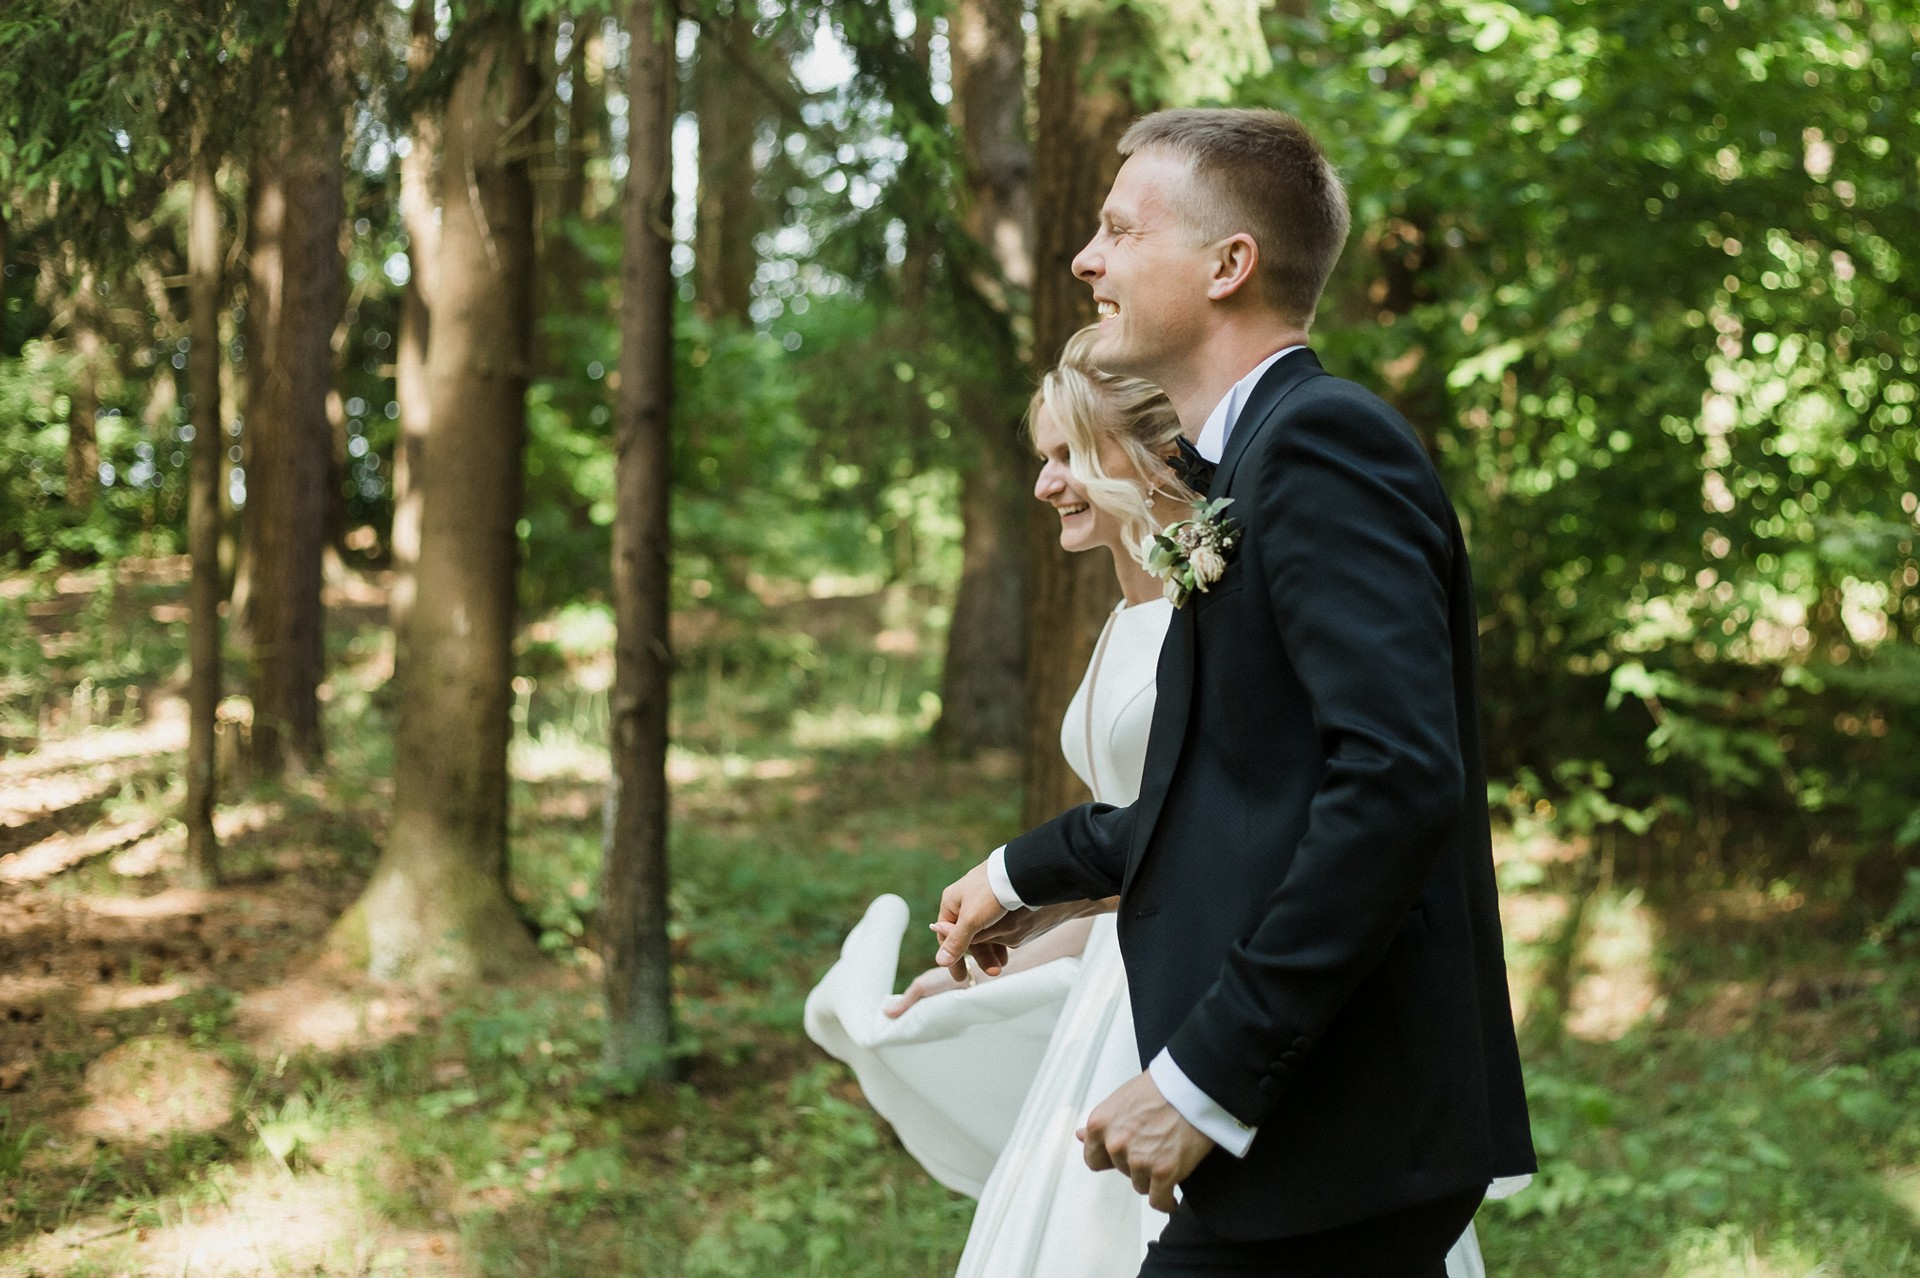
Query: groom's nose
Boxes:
[{"xmin": 1072, "ymin": 233, "xmax": 1101, "ymax": 283}]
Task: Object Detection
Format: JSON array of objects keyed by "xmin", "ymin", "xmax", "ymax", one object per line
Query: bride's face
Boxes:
[{"xmin": 1031, "ymin": 402, "xmax": 1137, "ymax": 556}]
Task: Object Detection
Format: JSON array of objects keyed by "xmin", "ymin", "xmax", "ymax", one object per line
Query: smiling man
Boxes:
[{"xmin": 935, "ymin": 109, "xmax": 1536, "ymax": 1276}]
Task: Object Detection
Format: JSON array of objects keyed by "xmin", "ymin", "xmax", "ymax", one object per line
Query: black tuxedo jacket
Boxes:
[{"xmin": 1005, "ymin": 350, "xmax": 1535, "ymax": 1239}]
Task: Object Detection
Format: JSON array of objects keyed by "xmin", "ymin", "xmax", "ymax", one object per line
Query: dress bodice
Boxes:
[{"xmin": 1059, "ymin": 598, "xmax": 1174, "ymax": 807}]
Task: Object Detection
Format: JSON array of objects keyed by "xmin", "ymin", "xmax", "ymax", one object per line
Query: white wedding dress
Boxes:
[{"xmin": 805, "ymin": 597, "xmax": 1494, "ymax": 1278}]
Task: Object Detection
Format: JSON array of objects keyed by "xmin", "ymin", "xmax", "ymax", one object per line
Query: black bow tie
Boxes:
[{"xmin": 1167, "ymin": 434, "xmax": 1216, "ymax": 498}]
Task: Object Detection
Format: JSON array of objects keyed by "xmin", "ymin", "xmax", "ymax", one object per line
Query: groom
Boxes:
[{"xmin": 936, "ymin": 110, "xmax": 1535, "ymax": 1275}]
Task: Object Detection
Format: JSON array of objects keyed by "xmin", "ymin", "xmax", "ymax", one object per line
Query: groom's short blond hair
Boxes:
[{"xmin": 1119, "ymin": 109, "xmax": 1351, "ymax": 326}]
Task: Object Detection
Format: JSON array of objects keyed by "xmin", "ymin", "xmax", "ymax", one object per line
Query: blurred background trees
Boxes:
[
  {"xmin": 2, "ymin": 0, "xmax": 1915, "ymax": 1013},
  {"xmin": 2, "ymin": 2, "xmax": 1917, "ymax": 1272}
]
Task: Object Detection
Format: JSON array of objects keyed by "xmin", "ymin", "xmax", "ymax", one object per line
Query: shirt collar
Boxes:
[{"xmin": 1192, "ymin": 345, "xmax": 1306, "ymax": 464}]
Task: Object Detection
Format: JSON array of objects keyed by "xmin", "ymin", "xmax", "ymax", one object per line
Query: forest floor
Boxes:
[{"xmin": 1, "ymin": 560, "xmax": 1918, "ymax": 1277}]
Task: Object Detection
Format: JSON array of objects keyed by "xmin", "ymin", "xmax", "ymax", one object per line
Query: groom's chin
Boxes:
[{"xmin": 1086, "ymin": 325, "xmax": 1136, "ymax": 374}]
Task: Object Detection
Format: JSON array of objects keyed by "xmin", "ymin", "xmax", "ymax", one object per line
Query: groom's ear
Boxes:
[{"xmin": 1207, "ymin": 233, "xmax": 1261, "ymax": 302}]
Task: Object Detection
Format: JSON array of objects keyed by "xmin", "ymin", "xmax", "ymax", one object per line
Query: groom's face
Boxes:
[{"xmin": 1072, "ymin": 148, "xmax": 1220, "ymax": 380}]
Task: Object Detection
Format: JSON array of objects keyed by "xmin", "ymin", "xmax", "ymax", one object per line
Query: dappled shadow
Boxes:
[{"xmin": 1479, "ymin": 825, "xmax": 1920, "ymax": 1276}]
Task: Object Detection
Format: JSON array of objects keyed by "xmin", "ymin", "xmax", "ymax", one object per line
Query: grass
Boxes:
[{"xmin": 0, "ymin": 572, "xmax": 1916, "ymax": 1275}]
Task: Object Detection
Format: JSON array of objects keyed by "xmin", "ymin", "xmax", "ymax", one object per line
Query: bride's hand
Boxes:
[
  {"xmin": 883, "ymin": 967, "xmax": 968, "ymax": 1018},
  {"xmin": 975, "ymin": 899, "xmax": 1115, "ymax": 949}
]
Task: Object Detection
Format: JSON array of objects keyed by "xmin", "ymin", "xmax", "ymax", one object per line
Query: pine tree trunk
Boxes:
[
  {"xmin": 184, "ymin": 144, "xmax": 225, "ymax": 886},
  {"xmin": 937, "ymin": 402, "xmax": 1030, "ymax": 754},
  {"xmin": 233, "ymin": 148, "xmax": 285, "ymax": 656},
  {"xmin": 1020, "ymin": 11, "xmax": 1149, "ymax": 827},
  {"xmin": 249, "ymin": 107, "xmax": 343, "ymax": 777},
  {"xmin": 336, "ymin": 24, "xmax": 541, "ymax": 983},
  {"xmin": 389, "ymin": 0, "xmax": 437, "ymax": 659},
  {"xmin": 693, "ymin": 5, "xmax": 760, "ymax": 323},
  {"xmin": 65, "ymin": 264, "xmax": 100, "ymax": 513},
  {"xmin": 935, "ymin": 0, "xmax": 1035, "ymax": 757},
  {"xmin": 602, "ymin": 0, "xmax": 677, "ymax": 1079}
]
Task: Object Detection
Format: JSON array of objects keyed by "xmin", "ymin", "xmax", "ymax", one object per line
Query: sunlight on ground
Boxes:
[
  {"xmin": 791, "ymin": 700, "xmax": 940, "ymax": 749},
  {"xmin": 1567, "ymin": 890, "xmax": 1667, "ymax": 1042},
  {"xmin": 0, "ymin": 708, "xmax": 186, "ymax": 782},
  {"xmin": 511, "ymin": 727, "xmax": 612, "ymax": 783},
  {"xmin": 75, "ymin": 1035, "xmax": 234, "ymax": 1142},
  {"xmin": 237, "ymin": 973, "xmax": 425, "ymax": 1055},
  {"xmin": 1666, "ymin": 1224, "xmax": 1834, "ymax": 1277},
  {"xmin": 1883, "ymin": 1168, "xmax": 1920, "ymax": 1228},
  {"xmin": 664, "ymin": 746, "xmax": 815, "ymax": 786},
  {"xmin": 12, "ymin": 1156, "xmax": 465, "ymax": 1277}
]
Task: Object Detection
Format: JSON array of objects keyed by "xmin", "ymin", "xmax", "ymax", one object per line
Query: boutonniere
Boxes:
[{"xmin": 1142, "ymin": 497, "xmax": 1241, "ymax": 608}]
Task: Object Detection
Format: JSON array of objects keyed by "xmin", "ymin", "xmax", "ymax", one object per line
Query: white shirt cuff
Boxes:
[
  {"xmin": 1148, "ymin": 1048, "xmax": 1257, "ymax": 1158},
  {"xmin": 985, "ymin": 845, "xmax": 1027, "ymax": 912}
]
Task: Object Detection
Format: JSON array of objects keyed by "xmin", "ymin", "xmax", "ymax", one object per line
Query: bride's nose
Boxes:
[{"xmin": 1034, "ymin": 460, "xmax": 1067, "ymax": 501}]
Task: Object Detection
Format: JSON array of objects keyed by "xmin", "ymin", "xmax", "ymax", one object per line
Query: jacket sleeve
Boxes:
[
  {"xmin": 1001, "ymin": 800, "xmax": 1136, "ymax": 906},
  {"xmin": 1164, "ymin": 392, "xmax": 1467, "ymax": 1127}
]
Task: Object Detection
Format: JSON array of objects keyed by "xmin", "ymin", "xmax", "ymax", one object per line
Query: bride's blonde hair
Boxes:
[{"xmin": 1033, "ymin": 325, "xmax": 1195, "ymax": 566}]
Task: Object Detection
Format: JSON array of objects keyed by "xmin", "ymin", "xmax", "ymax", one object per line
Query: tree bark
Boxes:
[
  {"xmin": 693, "ymin": 4, "xmax": 760, "ymax": 323},
  {"xmin": 233, "ymin": 146, "xmax": 286, "ymax": 654},
  {"xmin": 337, "ymin": 22, "xmax": 540, "ymax": 983},
  {"xmin": 184, "ymin": 144, "xmax": 225, "ymax": 887},
  {"xmin": 389, "ymin": 0, "xmax": 437, "ymax": 657},
  {"xmin": 1019, "ymin": 10, "xmax": 1150, "ymax": 827},
  {"xmin": 603, "ymin": 0, "xmax": 677, "ymax": 1079},
  {"xmin": 935, "ymin": 0, "xmax": 1035, "ymax": 758},
  {"xmin": 248, "ymin": 102, "xmax": 343, "ymax": 777},
  {"xmin": 65, "ymin": 264, "xmax": 100, "ymax": 513}
]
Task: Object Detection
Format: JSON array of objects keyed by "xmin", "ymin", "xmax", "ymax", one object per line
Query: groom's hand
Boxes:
[
  {"xmin": 935, "ymin": 861, "xmax": 1010, "ymax": 979},
  {"xmin": 1079, "ymin": 1071, "xmax": 1216, "ymax": 1213}
]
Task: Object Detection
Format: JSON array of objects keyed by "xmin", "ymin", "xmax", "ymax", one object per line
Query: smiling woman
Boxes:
[
  {"xmin": 806, "ymin": 333, "xmax": 1198, "ymax": 1278},
  {"xmin": 1030, "ymin": 325, "xmax": 1197, "ymax": 606}
]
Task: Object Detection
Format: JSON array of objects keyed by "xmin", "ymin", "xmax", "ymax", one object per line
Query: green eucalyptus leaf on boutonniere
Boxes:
[{"xmin": 1139, "ymin": 497, "xmax": 1241, "ymax": 608}]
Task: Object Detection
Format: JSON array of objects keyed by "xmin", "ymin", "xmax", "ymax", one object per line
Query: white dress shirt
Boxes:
[{"xmin": 983, "ymin": 343, "xmax": 1307, "ymax": 1159}]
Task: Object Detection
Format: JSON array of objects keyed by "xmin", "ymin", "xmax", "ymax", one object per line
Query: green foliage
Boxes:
[
  {"xmin": 0, "ymin": 341, "xmax": 188, "ymax": 569},
  {"xmin": 1253, "ymin": 0, "xmax": 1920, "ymax": 860}
]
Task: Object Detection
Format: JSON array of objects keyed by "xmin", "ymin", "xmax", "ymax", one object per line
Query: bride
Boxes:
[{"xmin": 805, "ymin": 328, "xmax": 1495, "ymax": 1277}]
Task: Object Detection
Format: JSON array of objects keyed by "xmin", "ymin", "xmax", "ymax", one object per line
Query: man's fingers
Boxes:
[
  {"xmin": 1148, "ymin": 1170, "xmax": 1179, "ymax": 1214},
  {"xmin": 1081, "ymin": 1125, "xmax": 1115, "ymax": 1172},
  {"xmin": 935, "ymin": 865, "xmax": 1004, "ymax": 970}
]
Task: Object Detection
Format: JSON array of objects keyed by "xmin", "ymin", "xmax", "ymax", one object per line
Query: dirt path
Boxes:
[{"xmin": 0, "ymin": 704, "xmax": 467, "ymax": 1275}]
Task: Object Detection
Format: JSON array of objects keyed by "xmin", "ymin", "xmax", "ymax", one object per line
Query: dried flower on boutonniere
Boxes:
[{"xmin": 1141, "ymin": 497, "xmax": 1241, "ymax": 608}]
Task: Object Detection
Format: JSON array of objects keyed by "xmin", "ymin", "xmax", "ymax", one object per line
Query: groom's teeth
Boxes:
[{"xmin": 1097, "ymin": 302, "xmax": 1118, "ymax": 318}]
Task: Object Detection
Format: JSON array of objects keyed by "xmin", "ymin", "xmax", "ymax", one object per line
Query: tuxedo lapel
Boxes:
[
  {"xmin": 1121, "ymin": 348, "xmax": 1327, "ymax": 889},
  {"xmin": 1211, "ymin": 348, "xmax": 1324, "ymax": 497}
]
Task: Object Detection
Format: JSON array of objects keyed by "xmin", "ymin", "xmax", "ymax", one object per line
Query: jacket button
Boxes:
[
  {"xmin": 1258, "ymin": 1077, "xmax": 1280, "ymax": 1097},
  {"xmin": 1292, "ymin": 1036, "xmax": 1311, "ymax": 1052},
  {"xmin": 1281, "ymin": 1050, "xmax": 1301, "ymax": 1067}
]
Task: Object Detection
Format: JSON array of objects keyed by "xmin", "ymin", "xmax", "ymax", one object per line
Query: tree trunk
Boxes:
[
  {"xmin": 603, "ymin": 0, "xmax": 677, "ymax": 1079},
  {"xmin": 248, "ymin": 105, "xmax": 342, "ymax": 777},
  {"xmin": 184, "ymin": 144, "xmax": 225, "ymax": 887},
  {"xmin": 938, "ymin": 400, "xmax": 1030, "ymax": 754},
  {"xmin": 65, "ymin": 264, "xmax": 100, "ymax": 513},
  {"xmin": 336, "ymin": 23, "xmax": 540, "ymax": 983},
  {"xmin": 389, "ymin": 0, "xmax": 437, "ymax": 659},
  {"xmin": 693, "ymin": 5, "xmax": 760, "ymax": 323},
  {"xmin": 935, "ymin": 0, "xmax": 1034, "ymax": 757},
  {"xmin": 1019, "ymin": 10, "xmax": 1150, "ymax": 827},
  {"xmin": 233, "ymin": 147, "xmax": 286, "ymax": 654}
]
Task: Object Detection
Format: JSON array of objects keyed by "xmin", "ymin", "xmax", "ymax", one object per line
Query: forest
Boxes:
[{"xmin": 0, "ymin": 0, "xmax": 1916, "ymax": 1273}]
